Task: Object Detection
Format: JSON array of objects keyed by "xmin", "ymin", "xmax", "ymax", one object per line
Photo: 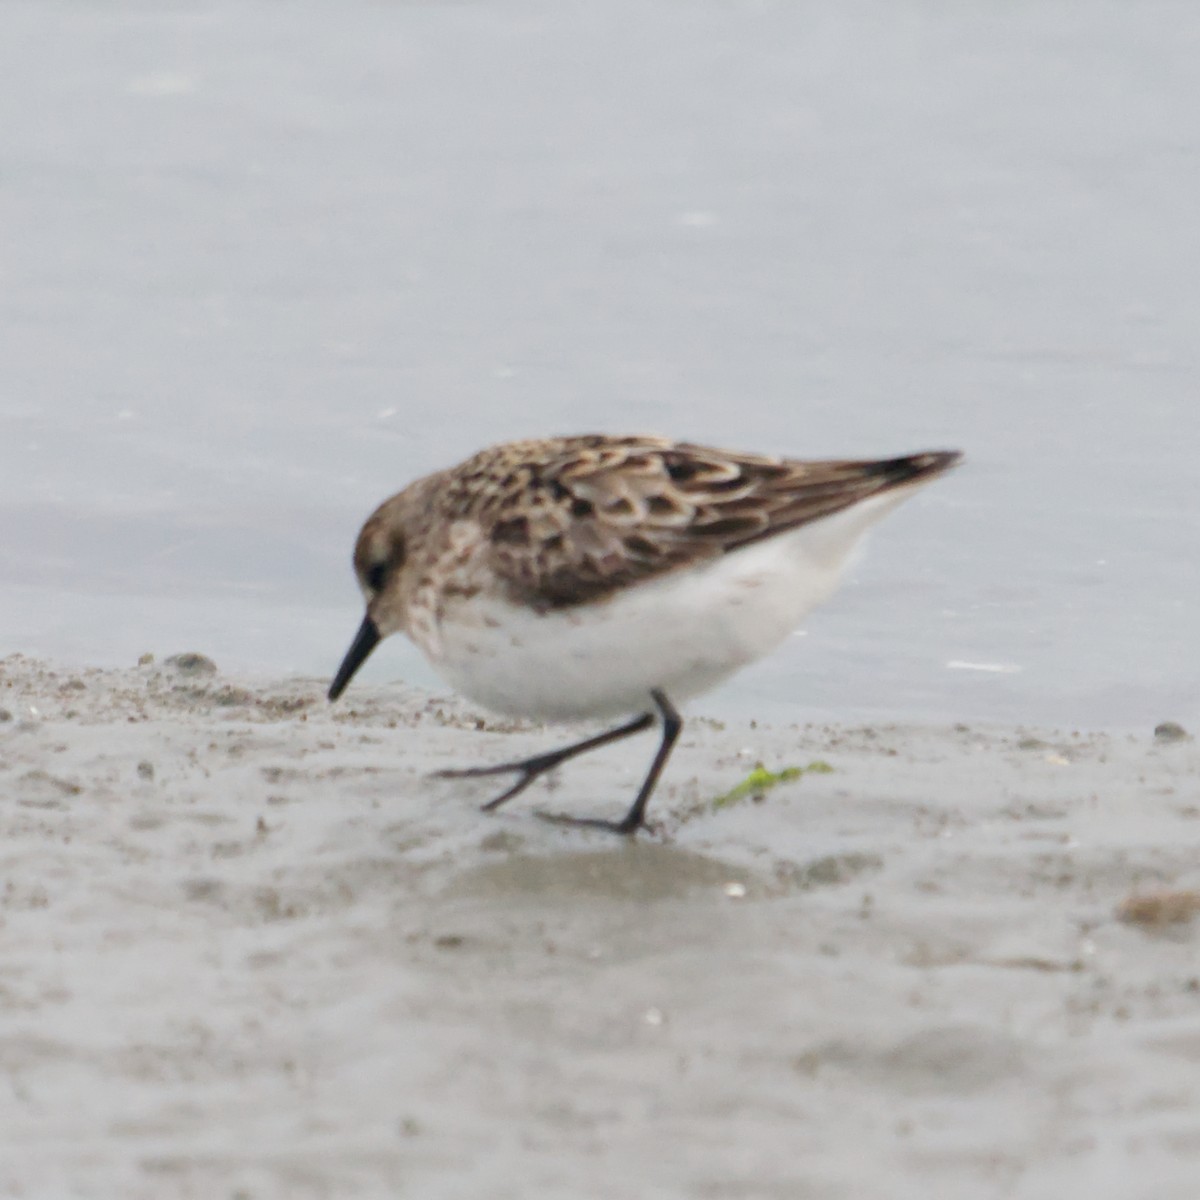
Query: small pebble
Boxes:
[
  {"xmin": 1117, "ymin": 889, "xmax": 1200, "ymax": 927},
  {"xmin": 136, "ymin": 761, "xmax": 155, "ymax": 781},
  {"xmin": 164, "ymin": 652, "xmax": 217, "ymax": 677},
  {"xmin": 137, "ymin": 652, "xmax": 155, "ymax": 666},
  {"xmin": 723, "ymin": 881, "xmax": 747, "ymax": 899},
  {"xmin": 1154, "ymin": 721, "xmax": 1189, "ymax": 743},
  {"xmin": 0, "ymin": 708, "xmax": 11, "ymax": 723}
]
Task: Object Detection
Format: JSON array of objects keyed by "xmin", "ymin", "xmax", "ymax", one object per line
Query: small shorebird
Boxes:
[{"xmin": 329, "ymin": 435, "xmax": 961, "ymax": 834}]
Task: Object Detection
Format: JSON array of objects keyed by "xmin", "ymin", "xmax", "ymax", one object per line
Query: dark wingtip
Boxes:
[{"xmin": 865, "ymin": 450, "xmax": 963, "ymax": 487}]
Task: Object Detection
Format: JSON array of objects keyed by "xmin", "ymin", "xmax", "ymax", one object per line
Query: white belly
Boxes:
[{"xmin": 424, "ymin": 489, "xmax": 915, "ymax": 721}]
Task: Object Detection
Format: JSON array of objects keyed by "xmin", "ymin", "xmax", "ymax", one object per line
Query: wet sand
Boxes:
[{"xmin": 2, "ymin": 654, "xmax": 1199, "ymax": 1199}]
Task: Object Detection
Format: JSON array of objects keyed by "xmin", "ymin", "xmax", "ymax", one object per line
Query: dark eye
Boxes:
[{"xmin": 364, "ymin": 560, "xmax": 389, "ymax": 592}]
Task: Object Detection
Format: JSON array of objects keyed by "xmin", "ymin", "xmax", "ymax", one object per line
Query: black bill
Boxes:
[{"xmin": 328, "ymin": 614, "xmax": 381, "ymax": 701}]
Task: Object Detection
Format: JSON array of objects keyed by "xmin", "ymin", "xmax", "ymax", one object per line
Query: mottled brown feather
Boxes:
[{"xmin": 432, "ymin": 436, "xmax": 960, "ymax": 610}]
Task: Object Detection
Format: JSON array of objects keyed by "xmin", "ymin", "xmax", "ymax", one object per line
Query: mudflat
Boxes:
[{"xmin": 2, "ymin": 654, "xmax": 1198, "ymax": 1199}]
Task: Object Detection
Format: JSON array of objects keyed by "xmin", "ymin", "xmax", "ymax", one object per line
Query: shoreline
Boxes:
[{"xmin": 2, "ymin": 653, "xmax": 1199, "ymax": 1198}]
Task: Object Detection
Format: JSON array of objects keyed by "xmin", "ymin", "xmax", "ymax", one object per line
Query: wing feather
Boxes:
[{"xmin": 467, "ymin": 437, "xmax": 957, "ymax": 609}]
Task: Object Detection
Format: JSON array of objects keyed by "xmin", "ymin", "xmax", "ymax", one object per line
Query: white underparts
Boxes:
[{"xmin": 427, "ymin": 486, "xmax": 923, "ymax": 722}]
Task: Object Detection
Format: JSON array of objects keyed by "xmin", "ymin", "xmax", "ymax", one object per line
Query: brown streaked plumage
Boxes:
[{"xmin": 330, "ymin": 435, "xmax": 962, "ymax": 834}]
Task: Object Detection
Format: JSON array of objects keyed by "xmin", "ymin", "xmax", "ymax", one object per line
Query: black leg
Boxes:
[
  {"xmin": 537, "ymin": 690, "xmax": 683, "ymax": 835},
  {"xmin": 433, "ymin": 711, "xmax": 654, "ymax": 812}
]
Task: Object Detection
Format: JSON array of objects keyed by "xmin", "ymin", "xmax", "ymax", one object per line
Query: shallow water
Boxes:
[{"xmin": 3, "ymin": 1, "xmax": 1198, "ymax": 729}]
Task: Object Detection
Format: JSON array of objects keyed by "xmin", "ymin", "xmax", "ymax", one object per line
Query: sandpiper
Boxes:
[{"xmin": 329, "ymin": 435, "xmax": 960, "ymax": 833}]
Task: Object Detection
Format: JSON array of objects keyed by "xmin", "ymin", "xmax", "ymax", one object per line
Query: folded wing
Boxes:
[{"xmin": 480, "ymin": 436, "xmax": 959, "ymax": 610}]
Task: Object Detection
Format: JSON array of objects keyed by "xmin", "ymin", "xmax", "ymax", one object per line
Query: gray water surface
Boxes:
[{"xmin": 3, "ymin": 1, "xmax": 1198, "ymax": 729}]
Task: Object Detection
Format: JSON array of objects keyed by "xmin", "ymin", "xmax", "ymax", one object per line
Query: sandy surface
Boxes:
[{"xmin": 2, "ymin": 654, "xmax": 1199, "ymax": 1199}]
